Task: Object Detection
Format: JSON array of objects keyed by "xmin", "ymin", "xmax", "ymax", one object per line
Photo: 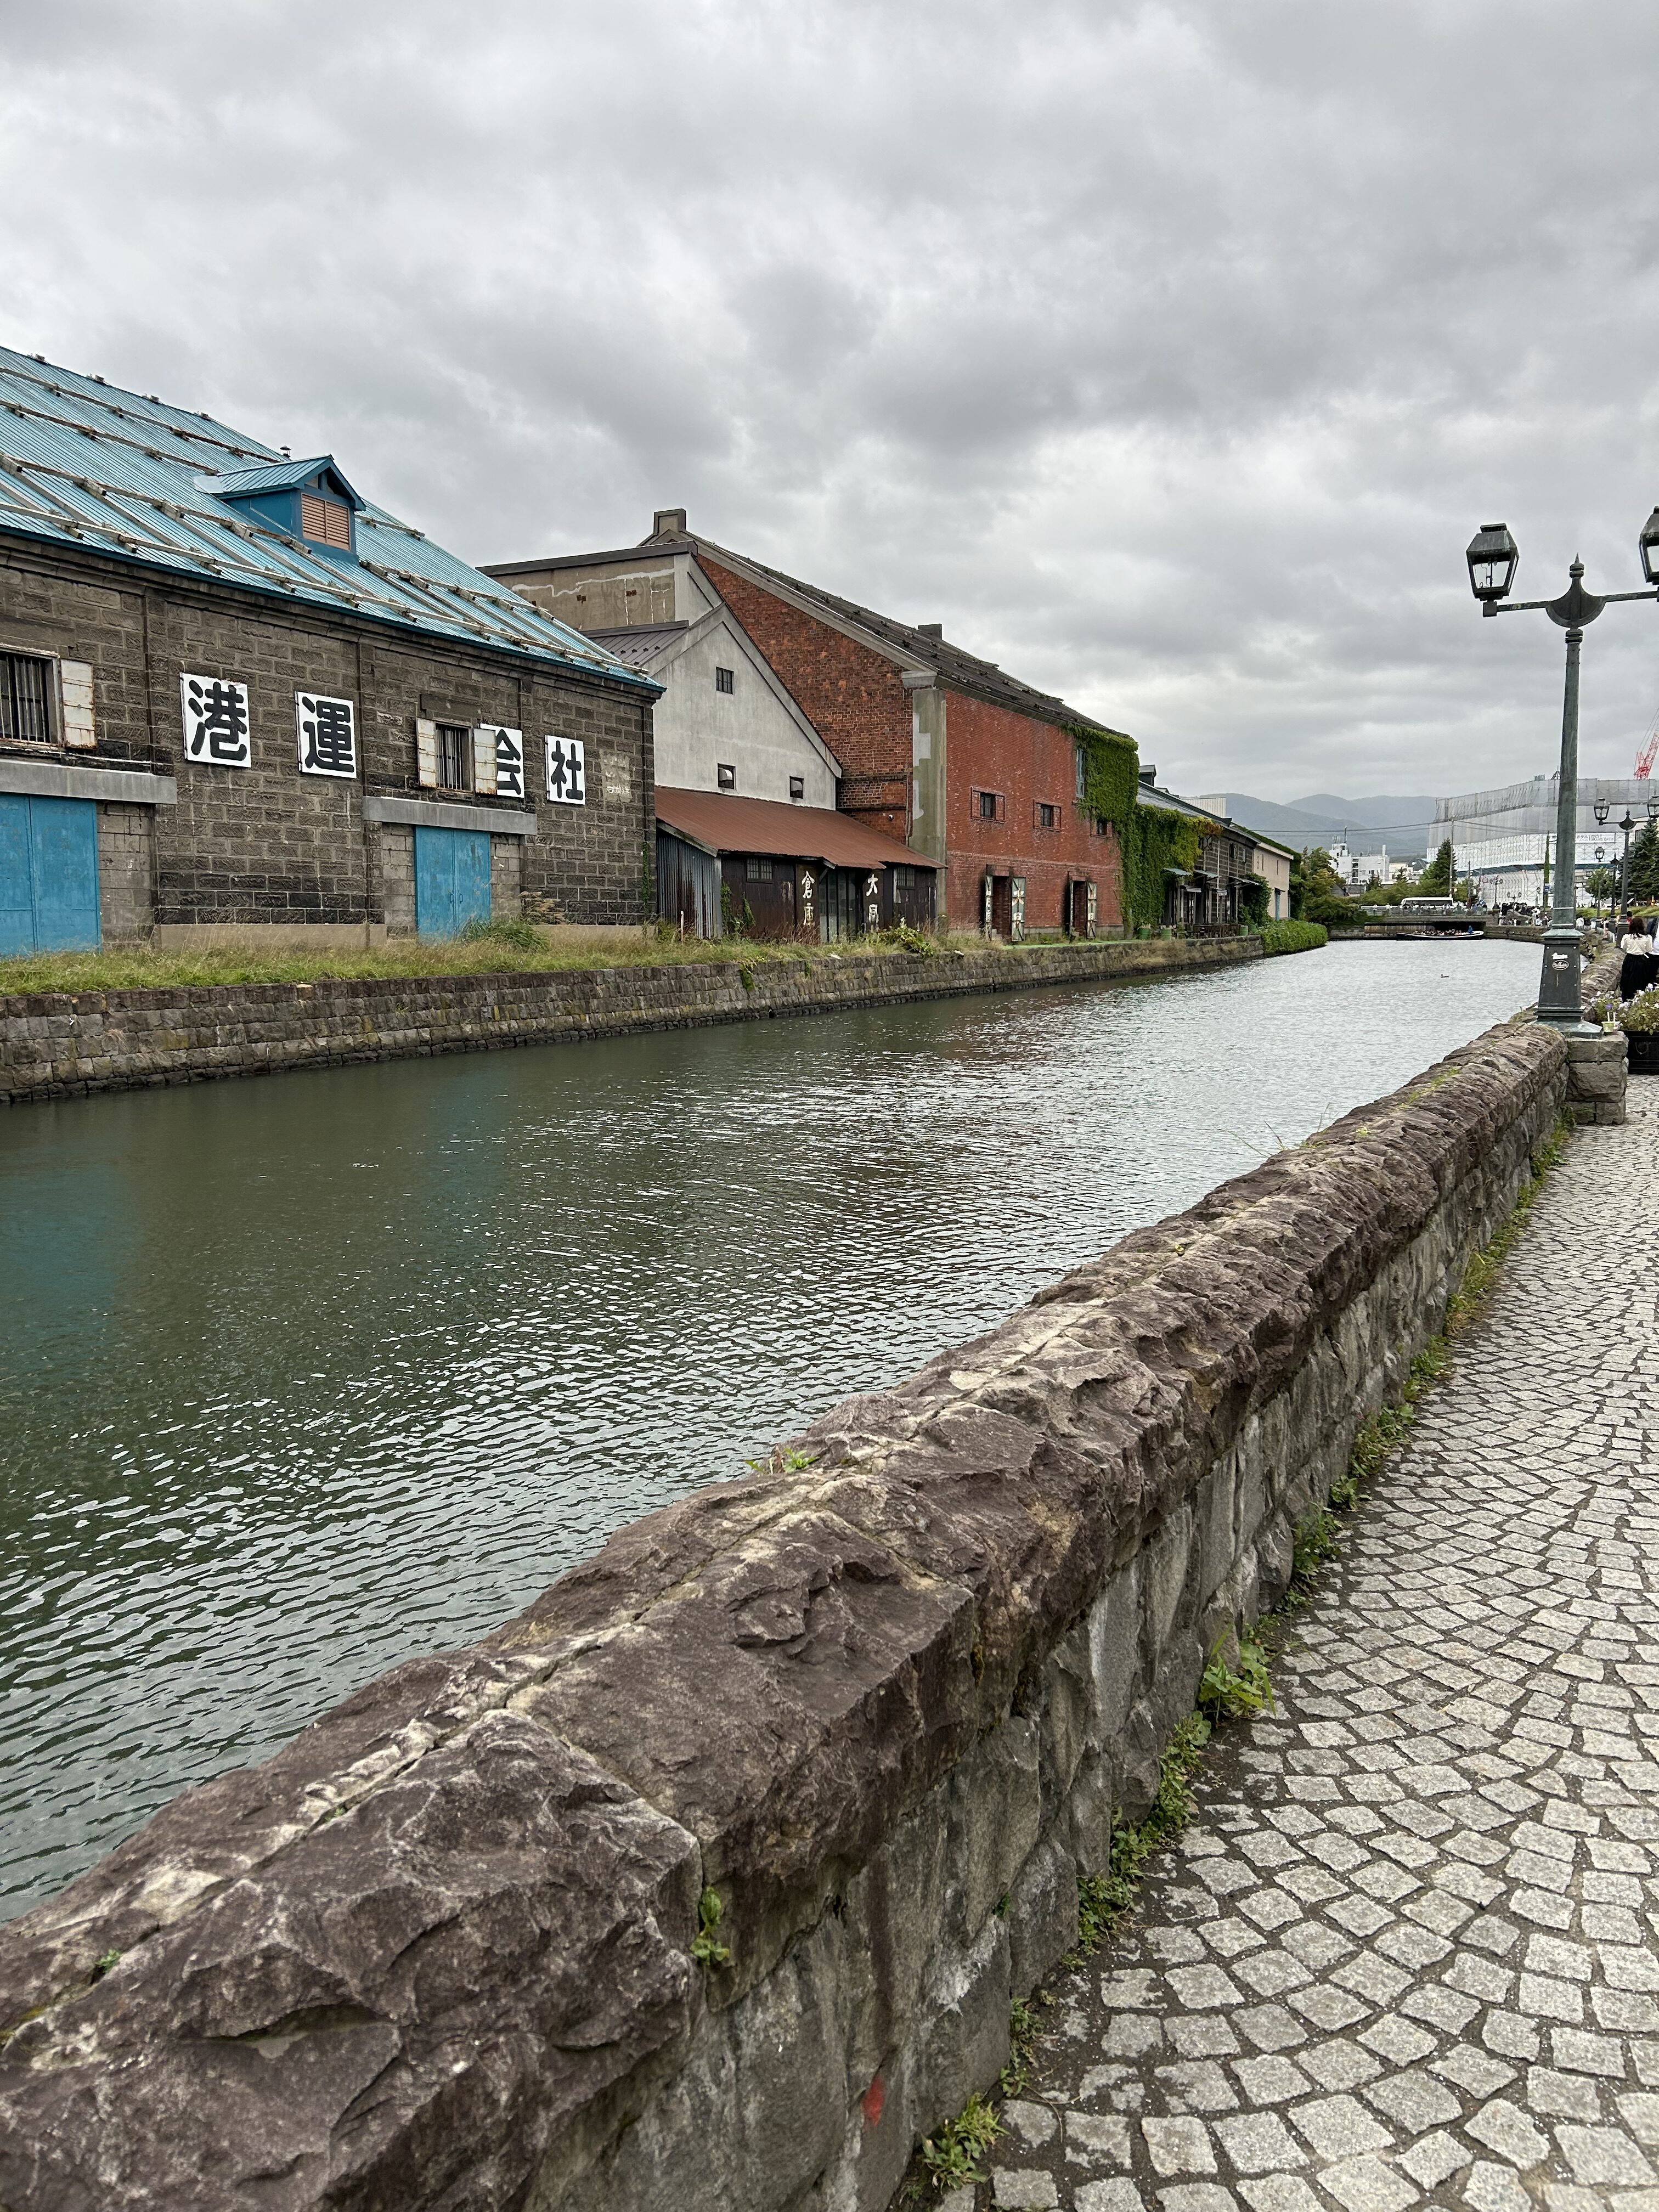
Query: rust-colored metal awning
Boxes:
[{"xmin": 655, "ymin": 786, "xmax": 935, "ymax": 870}]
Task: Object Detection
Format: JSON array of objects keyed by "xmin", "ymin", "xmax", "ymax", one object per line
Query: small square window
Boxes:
[
  {"xmin": 976, "ymin": 788, "xmax": 998, "ymax": 821},
  {"xmin": 715, "ymin": 665, "xmax": 735, "ymax": 694},
  {"xmin": 745, "ymin": 855, "xmax": 773, "ymax": 881},
  {"xmin": 1037, "ymin": 802, "xmax": 1058, "ymax": 830},
  {"xmin": 789, "ymin": 775, "xmax": 805, "ymax": 801},
  {"xmin": 717, "ymin": 763, "xmax": 736, "ymax": 791}
]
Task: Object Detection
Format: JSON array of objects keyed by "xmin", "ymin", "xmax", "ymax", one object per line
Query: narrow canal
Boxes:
[{"xmin": 0, "ymin": 938, "xmax": 1541, "ymax": 1918}]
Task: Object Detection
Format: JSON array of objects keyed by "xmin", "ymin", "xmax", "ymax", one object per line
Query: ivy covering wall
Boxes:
[{"xmin": 1070, "ymin": 725, "xmax": 1204, "ymax": 930}]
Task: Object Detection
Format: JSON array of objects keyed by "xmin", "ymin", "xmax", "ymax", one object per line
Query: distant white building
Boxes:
[{"xmin": 1440, "ymin": 775, "xmax": 1657, "ymax": 906}]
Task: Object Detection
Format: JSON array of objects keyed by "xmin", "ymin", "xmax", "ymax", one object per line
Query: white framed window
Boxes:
[
  {"xmin": 545, "ymin": 733, "xmax": 586, "ymax": 805},
  {"xmin": 181, "ymin": 673, "xmax": 252, "ymax": 768},
  {"xmin": 296, "ymin": 691, "xmax": 358, "ymax": 778}
]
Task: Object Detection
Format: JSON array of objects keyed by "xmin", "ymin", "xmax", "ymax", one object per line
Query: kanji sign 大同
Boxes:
[
  {"xmin": 180, "ymin": 673, "xmax": 251, "ymax": 768},
  {"xmin": 545, "ymin": 735, "xmax": 586, "ymax": 805},
  {"xmin": 296, "ymin": 692, "xmax": 358, "ymax": 779}
]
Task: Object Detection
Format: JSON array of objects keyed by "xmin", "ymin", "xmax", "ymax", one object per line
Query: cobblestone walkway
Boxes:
[{"xmin": 963, "ymin": 1087, "xmax": 1659, "ymax": 2212}]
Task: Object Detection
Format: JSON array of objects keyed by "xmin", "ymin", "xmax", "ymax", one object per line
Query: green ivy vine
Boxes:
[{"xmin": 1068, "ymin": 724, "xmax": 1203, "ymax": 930}]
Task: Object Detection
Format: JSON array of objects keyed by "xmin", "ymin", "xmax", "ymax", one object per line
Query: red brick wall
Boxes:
[
  {"xmin": 696, "ymin": 554, "xmax": 1124, "ymax": 934},
  {"xmin": 945, "ymin": 692, "xmax": 1124, "ymax": 934},
  {"xmin": 697, "ymin": 556, "xmax": 912, "ymax": 842}
]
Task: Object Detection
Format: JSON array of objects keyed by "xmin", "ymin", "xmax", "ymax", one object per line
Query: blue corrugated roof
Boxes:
[{"xmin": 0, "ymin": 346, "xmax": 657, "ymax": 691}]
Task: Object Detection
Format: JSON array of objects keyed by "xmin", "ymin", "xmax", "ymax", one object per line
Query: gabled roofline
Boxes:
[
  {"xmin": 1142, "ymin": 782, "xmax": 1229, "ymax": 833},
  {"xmin": 596, "ymin": 595, "xmax": 844, "ymax": 780},
  {"xmin": 483, "ymin": 538, "xmax": 695, "ymax": 577},
  {"xmin": 482, "ymin": 528, "xmax": 1130, "ymax": 742},
  {"xmin": 1234, "ymin": 826, "xmax": 1300, "ymax": 860},
  {"xmin": 689, "ymin": 532, "xmax": 1131, "ymax": 743},
  {"xmin": 209, "ymin": 455, "xmax": 366, "ymax": 510}
]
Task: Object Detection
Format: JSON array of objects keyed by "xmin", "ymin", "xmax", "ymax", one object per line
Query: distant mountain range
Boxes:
[{"xmin": 1191, "ymin": 791, "xmax": 1442, "ymax": 860}]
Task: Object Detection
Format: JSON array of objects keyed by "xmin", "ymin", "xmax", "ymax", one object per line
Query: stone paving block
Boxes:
[
  {"xmin": 991, "ymin": 2168, "xmax": 1060, "ymax": 2209},
  {"xmin": 909, "ymin": 1090, "xmax": 1659, "ymax": 2212}
]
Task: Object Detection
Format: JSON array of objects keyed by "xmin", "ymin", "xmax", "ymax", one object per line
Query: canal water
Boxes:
[{"xmin": 0, "ymin": 938, "xmax": 1541, "ymax": 1918}]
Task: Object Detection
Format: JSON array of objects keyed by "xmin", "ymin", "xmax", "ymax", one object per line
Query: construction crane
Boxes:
[{"xmin": 1638, "ymin": 725, "xmax": 1658, "ymax": 780}]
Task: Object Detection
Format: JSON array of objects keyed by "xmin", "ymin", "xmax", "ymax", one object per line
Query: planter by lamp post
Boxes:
[{"xmin": 1466, "ymin": 510, "xmax": 1659, "ymax": 1029}]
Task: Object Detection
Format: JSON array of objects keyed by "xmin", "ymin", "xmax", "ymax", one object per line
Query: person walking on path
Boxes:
[
  {"xmin": 958, "ymin": 1088, "xmax": 1659, "ymax": 2212},
  {"xmin": 1617, "ymin": 918, "xmax": 1655, "ymax": 999}
]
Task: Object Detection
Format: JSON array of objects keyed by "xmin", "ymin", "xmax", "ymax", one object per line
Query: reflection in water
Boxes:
[{"xmin": 0, "ymin": 939, "xmax": 1540, "ymax": 1915}]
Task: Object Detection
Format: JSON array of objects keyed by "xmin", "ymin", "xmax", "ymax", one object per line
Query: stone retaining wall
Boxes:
[
  {"xmin": 0, "ymin": 936, "xmax": 1259, "ymax": 1106},
  {"xmin": 0, "ymin": 1014, "xmax": 1567, "ymax": 2212}
]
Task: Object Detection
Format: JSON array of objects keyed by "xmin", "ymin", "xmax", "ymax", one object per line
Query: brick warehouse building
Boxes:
[
  {"xmin": 487, "ymin": 511, "xmax": 1131, "ymax": 938},
  {"xmin": 0, "ymin": 347, "xmax": 659, "ymax": 954}
]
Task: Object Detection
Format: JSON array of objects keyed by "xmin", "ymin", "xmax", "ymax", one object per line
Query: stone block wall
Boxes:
[
  {"xmin": 0, "ymin": 934, "xmax": 1261, "ymax": 1106},
  {"xmin": 94, "ymin": 800, "xmax": 154, "ymax": 940},
  {"xmin": 0, "ymin": 1015, "xmax": 1567, "ymax": 2212},
  {"xmin": 1, "ymin": 539, "xmax": 656, "ymax": 936}
]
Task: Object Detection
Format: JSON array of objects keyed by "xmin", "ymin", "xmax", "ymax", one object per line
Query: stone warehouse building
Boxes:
[
  {"xmin": 0, "ymin": 347, "xmax": 659, "ymax": 954},
  {"xmin": 488, "ymin": 512, "xmax": 1130, "ymax": 938}
]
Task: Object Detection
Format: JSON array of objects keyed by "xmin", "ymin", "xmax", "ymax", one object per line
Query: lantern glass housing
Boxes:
[
  {"xmin": 1649, "ymin": 793, "xmax": 1658, "ymax": 822},
  {"xmin": 1466, "ymin": 523, "xmax": 1519, "ymax": 606},
  {"xmin": 1595, "ymin": 799, "xmax": 1611, "ymax": 825},
  {"xmin": 1640, "ymin": 506, "xmax": 1659, "ymax": 586}
]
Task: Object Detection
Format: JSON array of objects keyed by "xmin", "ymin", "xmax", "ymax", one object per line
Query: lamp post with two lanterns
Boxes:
[{"xmin": 1465, "ymin": 508, "xmax": 1659, "ymax": 1028}]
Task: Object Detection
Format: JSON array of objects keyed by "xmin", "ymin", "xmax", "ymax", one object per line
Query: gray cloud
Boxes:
[{"xmin": 3, "ymin": 0, "xmax": 1658, "ymax": 798}]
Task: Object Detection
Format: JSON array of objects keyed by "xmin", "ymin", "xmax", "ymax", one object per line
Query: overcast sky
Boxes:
[{"xmin": 4, "ymin": 1, "xmax": 1658, "ymax": 802}]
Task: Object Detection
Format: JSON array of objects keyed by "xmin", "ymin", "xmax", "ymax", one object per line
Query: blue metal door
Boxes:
[
  {"xmin": 0, "ymin": 794, "xmax": 100, "ymax": 954},
  {"xmin": 414, "ymin": 827, "xmax": 491, "ymax": 936}
]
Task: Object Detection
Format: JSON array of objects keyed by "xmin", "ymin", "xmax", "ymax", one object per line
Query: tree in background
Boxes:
[
  {"xmin": 1585, "ymin": 865, "xmax": 1618, "ymax": 918},
  {"xmin": 1293, "ymin": 847, "xmax": 1363, "ymax": 930},
  {"xmin": 1627, "ymin": 816, "xmax": 1659, "ymax": 906},
  {"xmin": 1418, "ymin": 838, "xmax": 1455, "ymax": 895}
]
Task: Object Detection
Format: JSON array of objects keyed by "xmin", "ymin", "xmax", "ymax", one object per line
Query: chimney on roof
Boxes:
[
  {"xmin": 1138, "ymin": 764, "xmax": 1156, "ymax": 787},
  {"xmin": 917, "ymin": 622, "xmax": 943, "ymax": 639},
  {"xmin": 652, "ymin": 507, "xmax": 688, "ymax": 539}
]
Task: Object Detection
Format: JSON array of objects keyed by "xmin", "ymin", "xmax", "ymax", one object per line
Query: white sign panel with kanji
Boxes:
[
  {"xmin": 296, "ymin": 692, "xmax": 358, "ymax": 779},
  {"xmin": 545, "ymin": 734, "xmax": 586, "ymax": 805},
  {"xmin": 485, "ymin": 726, "xmax": 525, "ymax": 800},
  {"xmin": 180, "ymin": 673, "xmax": 252, "ymax": 768}
]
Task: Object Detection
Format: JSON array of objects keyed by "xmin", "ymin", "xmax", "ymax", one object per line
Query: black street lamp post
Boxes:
[
  {"xmin": 1620, "ymin": 810, "xmax": 1638, "ymax": 919},
  {"xmin": 1466, "ymin": 511, "xmax": 1659, "ymax": 1029}
]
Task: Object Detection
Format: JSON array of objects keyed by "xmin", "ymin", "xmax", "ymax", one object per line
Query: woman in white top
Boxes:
[{"xmin": 1620, "ymin": 919, "xmax": 1657, "ymax": 1000}]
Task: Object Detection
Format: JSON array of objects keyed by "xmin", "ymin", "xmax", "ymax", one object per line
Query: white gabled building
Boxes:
[{"xmin": 588, "ymin": 602, "xmax": 842, "ymax": 809}]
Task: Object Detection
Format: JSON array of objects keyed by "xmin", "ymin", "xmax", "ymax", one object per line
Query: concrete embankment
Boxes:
[
  {"xmin": 0, "ymin": 935, "xmax": 1262, "ymax": 1106},
  {"xmin": 0, "ymin": 1011, "xmax": 1568, "ymax": 2212}
]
